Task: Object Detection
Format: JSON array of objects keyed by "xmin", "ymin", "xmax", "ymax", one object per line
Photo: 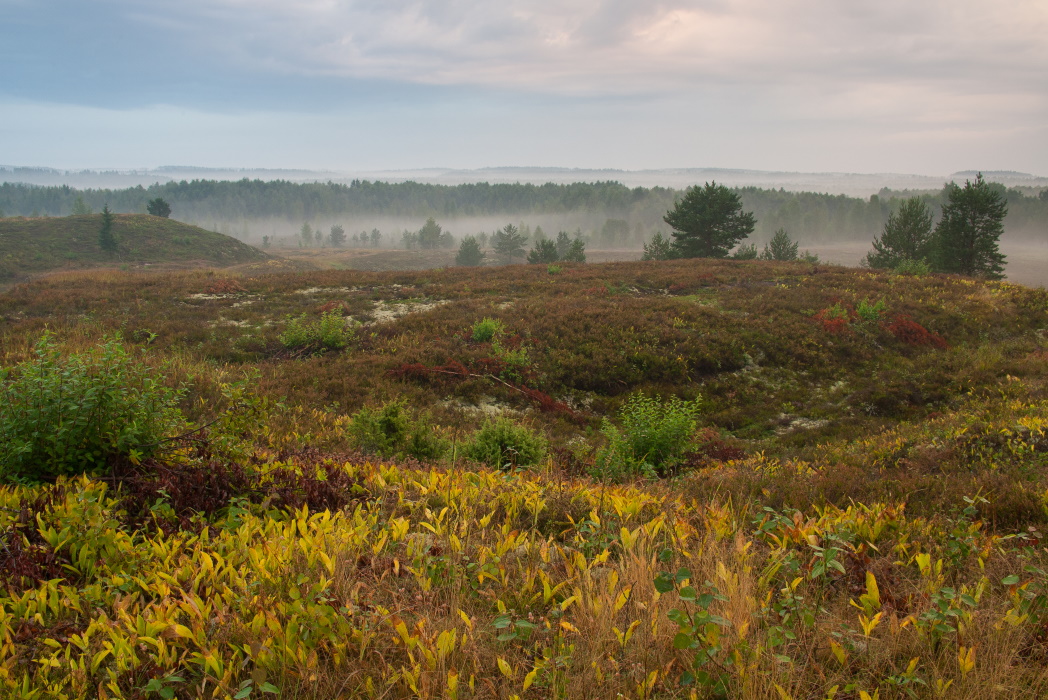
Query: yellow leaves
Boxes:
[
  {"xmin": 614, "ymin": 585, "xmax": 633, "ymax": 613},
  {"xmin": 858, "ymin": 612, "xmax": 883, "ymax": 638},
  {"xmin": 497, "ymin": 657, "xmax": 515, "ymax": 679},
  {"xmin": 850, "ymin": 571, "xmax": 881, "ymax": 616},
  {"xmin": 829, "ymin": 640, "xmax": 848, "ymax": 666},
  {"xmin": 614, "ymin": 620, "xmax": 641, "ymax": 648},
  {"xmin": 957, "ymin": 645, "xmax": 976, "ymax": 675}
]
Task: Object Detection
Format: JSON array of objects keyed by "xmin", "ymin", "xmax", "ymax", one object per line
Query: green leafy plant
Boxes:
[
  {"xmin": 0, "ymin": 333, "xmax": 185, "ymax": 482},
  {"xmin": 893, "ymin": 258, "xmax": 932, "ymax": 276},
  {"xmin": 347, "ymin": 399, "xmax": 448, "ymax": 461},
  {"xmin": 279, "ymin": 310, "xmax": 354, "ymax": 352},
  {"xmin": 471, "ymin": 317, "xmax": 504, "ymax": 343},
  {"xmin": 464, "ymin": 417, "xmax": 546, "ymax": 468},
  {"xmin": 654, "ymin": 567, "xmax": 733, "ymax": 695},
  {"xmin": 856, "ymin": 298, "xmax": 888, "ymax": 324},
  {"xmin": 594, "ymin": 393, "xmax": 702, "ymax": 479}
]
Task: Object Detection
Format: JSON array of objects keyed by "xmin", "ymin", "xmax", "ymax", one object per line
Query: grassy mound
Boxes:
[{"xmin": 0, "ymin": 214, "xmax": 269, "ymax": 282}]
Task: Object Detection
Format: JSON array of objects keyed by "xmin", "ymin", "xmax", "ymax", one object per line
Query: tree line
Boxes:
[
  {"xmin": 651, "ymin": 175, "xmax": 1012, "ymax": 279},
  {"xmin": 4, "ymin": 179, "xmax": 1045, "ymax": 244}
]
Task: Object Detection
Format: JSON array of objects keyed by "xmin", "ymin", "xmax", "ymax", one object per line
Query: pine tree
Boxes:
[
  {"xmin": 931, "ymin": 174, "xmax": 1007, "ymax": 279},
  {"xmin": 146, "ymin": 198, "xmax": 171, "ymax": 218},
  {"xmin": 98, "ymin": 205, "xmax": 117, "ymax": 252},
  {"xmin": 329, "ymin": 224, "xmax": 346, "ymax": 247},
  {"xmin": 760, "ymin": 228, "xmax": 799, "ymax": 261},
  {"xmin": 455, "ymin": 236, "xmax": 485, "ymax": 266},
  {"xmin": 865, "ymin": 197, "xmax": 933, "ymax": 269},
  {"xmin": 664, "ymin": 182, "xmax": 756, "ymax": 258}
]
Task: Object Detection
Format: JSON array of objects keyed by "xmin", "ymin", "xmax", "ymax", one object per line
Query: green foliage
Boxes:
[
  {"xmin": 456, "ymin": 235, "xmax": 485, "ymax": 266},
  {"xmin": 347, "ymin": 399, "xmax": 448, "ymax": 461},
  {"xmin": 595, "ymin": 393, "xmax": 702, "ymax": 479},
  {"xmin": 931, "ymin": 173, "xmax": 1008, "ymax": 279},
  {"xmin": 561, "ymin": 238, "xmax": 586, "ymax": 263},
  {"xmin": 555, "ymin": 231, "xmax": 574, "ymax": 259},
  {"xmin": 664, "ymin": 182, "xmax": 756, "ymax": 259},
  {"xmin": 760, "ymin": 228, "xmax": 799, "ymax": 261},
  {"xmin": 730, "ymin": 243, "xmax": 758, "ymax": 260},
  {"xmin": 641, "ymin": 232, "xmax": 674, "ymax": 261},
  {"xmin": 328, "ymin": 224, "xmax": 346, "ymax": 247},
  {"xmin": 492, "ymin": 223, "xmax": 528, "ymax": 263},
  {"xmin": 71, "ymin": 195, "xmax": 92, "ymax": 216},
  {"xmin": 527, "ymin": 239, "xmax": 559, "ymax": 264},
  {"xmin": 866, "ymin": 196, "xmax": 933, "ymax": 269},
  {"xmin": 418, "ymin": 216, "xmax": 453, "ymax": 249},
  {"xmin": 654, "ymin": 568, "xmax": 733, "ymax": 694},
  {"xmin": 856, "ymin": 298, "xmax": 888, "ymax": 323},
  {"xmin": 279, "ymin": 311, "xmax": 354, "ymax": 353},
  {"xmin": 0, "ymin": 334, "xmax": 185, "ymax": 482},
  {"xmin": 98, "ymin": 204, "xmax": 117, "ymax": 252},
  {"xmin": 893, "ymin": 257, "xmax": 932, "ymax": 276},
  {"xmin": 465, "ymin": 417, "xmax": 546, "ymax": 468},
  {"xmin": 146, "ymin": 198, "xmax": 172, "ymax": 218},
  {"xmin": 471, "ymin": 317, "xmax": 504, "ymax": 343},
  {"xmin": 300, "ymin": 222, "xmax": 313, "ymax": 247}
]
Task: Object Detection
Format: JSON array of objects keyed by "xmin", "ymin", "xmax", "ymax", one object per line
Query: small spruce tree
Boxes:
[
  {"xmin": 98, "ymin": 205, "xmax": 117, "ymax": 252},
  {"xmin": 455, "ymin": 235, "xmax": 485, "ymax": 266}
]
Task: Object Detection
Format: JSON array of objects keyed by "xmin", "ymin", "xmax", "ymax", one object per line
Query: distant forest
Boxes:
[{"xmin": 1, "ymin": 178, "xmax": 1045, "ymax": 245}]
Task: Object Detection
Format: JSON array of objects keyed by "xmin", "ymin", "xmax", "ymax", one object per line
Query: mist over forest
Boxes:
[{"xmin": 2, "ymin": 176, "xmax": 1046, "ymax": 254}]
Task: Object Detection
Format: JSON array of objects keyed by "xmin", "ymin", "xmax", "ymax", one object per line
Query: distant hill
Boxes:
[{"xmin": 0, "ymin": 214, "xmax": 269, "ymax": 283}]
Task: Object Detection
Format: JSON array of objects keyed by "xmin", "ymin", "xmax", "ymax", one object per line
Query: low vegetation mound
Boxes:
[{"xmin": 0, "ymin": 214, "xmax": 269, "ymax": 282}]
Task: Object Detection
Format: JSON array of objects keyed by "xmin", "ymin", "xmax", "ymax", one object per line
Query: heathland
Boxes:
[
  {"xmin": 0, "ymin": 214, "xmax": 270, "ymax": 284},
  {"xmin": 1, "ymin": 255, "xmax": 1047, "ymax": 698}
]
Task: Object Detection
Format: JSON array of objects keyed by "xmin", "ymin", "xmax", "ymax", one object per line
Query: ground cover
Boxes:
[
  {"xmin": 1, "ymin": 258, "xmax": 1047, "ymax": 698},
  {"xmin": 0, "ymin": 215, "xmax": 269, "ymax": 285}
]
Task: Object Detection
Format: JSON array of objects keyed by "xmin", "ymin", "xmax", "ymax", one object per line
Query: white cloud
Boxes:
[{"xmin": 121, "ymin": 0, "xmax": 1048, "ymax": 94}]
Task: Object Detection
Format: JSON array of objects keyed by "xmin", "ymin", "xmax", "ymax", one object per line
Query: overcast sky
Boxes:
[{"xmin": 3, "ymin": 0, "xmax": 1047, "ymax": 175}]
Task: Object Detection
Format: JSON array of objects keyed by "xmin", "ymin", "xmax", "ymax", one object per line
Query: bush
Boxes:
[
  {"xmin": 347, "ymin": 399, "xmax": 448, "ymax": 461},
  {"xmin": 594, "ymin": 393, "xmax": 702, "ymax": 479},
  {"xmin": 731, "ymin": 243, "xmax": 758, "ymax": 260},
  {"xmin": 465, "ymin": 417, "xmax": 546, "ymax": 468},
  {"xmin": 0, "ymin": 334, "xmax": 185, "ymax": 482},
  {"xmin": 279, "ymin": 311, "xmax": 354, "ymax": 352},
  {"xmin": 893, "ymin": 258, "xmax": 932, "ymax": 276},
  {"xmin": 471, "ymin": 317, "xmax": 504, "ymax": 343}
]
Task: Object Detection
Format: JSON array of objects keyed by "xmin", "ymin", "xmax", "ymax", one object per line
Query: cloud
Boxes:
[{"xmin": 114, "ymin": 0, "xmax": 1048, "ymax": 95}]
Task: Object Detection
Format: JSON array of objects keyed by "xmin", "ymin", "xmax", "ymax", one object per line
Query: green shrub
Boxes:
[
  {"xmin": 347, "ymin": 399, "xmax": 448, "ymax": 461},
  {"xmin": 279, "ymin": 311, "xmax": 354, "ymax": 352},
  {"xmin": 731, "ymin": 243, "xmax": 758, "ymax": 260},
  {"xmin": 594, "ymin": 393, "xmax": 702, "ymax": 480},
  {"xmin": 893, "ymin": 258, "xmax": 932, "ymax": 276},
  {"xmin": 856, "ymin": 298, "xmax": 888, "ymax": 323},
  {"xmin": 0, "ymin": 334, "xmax": 185, "ymax": 482},
  {"xmin": 465, "ymin": 417, "xmax": 546, "ymax": 469},
  {"xmin": 471, "ymin": 317, "xmax": 504, "ymax": 343}
]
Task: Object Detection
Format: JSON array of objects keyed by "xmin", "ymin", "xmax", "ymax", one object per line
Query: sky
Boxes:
[{"xmin": 2, "ymin": 0, "xmax": 1047, "ymax": 175}]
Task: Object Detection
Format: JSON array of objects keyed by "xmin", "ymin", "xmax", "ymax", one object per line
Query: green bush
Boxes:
[
  {"xmin": 465, "ymin": 417, "xmax": 546, "ymax": 469},
  {"xmin": 594, "ymin": 393, "xmax": 702, "ymax": 479},
  {"xmin": 471, "ymin": 317, "xmax": 504, "ymax": 343},
  {"xmin": 0, "ymin": 334, "xmax": 185, "ymax": 482},
  {"xmin": 279, "ymin": 311, "xmax": 354, "ymax": 352},
  {"xmin": 347, "ymin": 399, "xmax": 448, "ymax": 461},
  {"xmin": 893, "ymin": 258, "xmax": 932, "ymax": 277}
]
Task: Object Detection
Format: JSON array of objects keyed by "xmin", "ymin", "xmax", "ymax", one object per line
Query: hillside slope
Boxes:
[{"xmin": 0, "ymin": 214, "xmax": 269, "ymax": 282}]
